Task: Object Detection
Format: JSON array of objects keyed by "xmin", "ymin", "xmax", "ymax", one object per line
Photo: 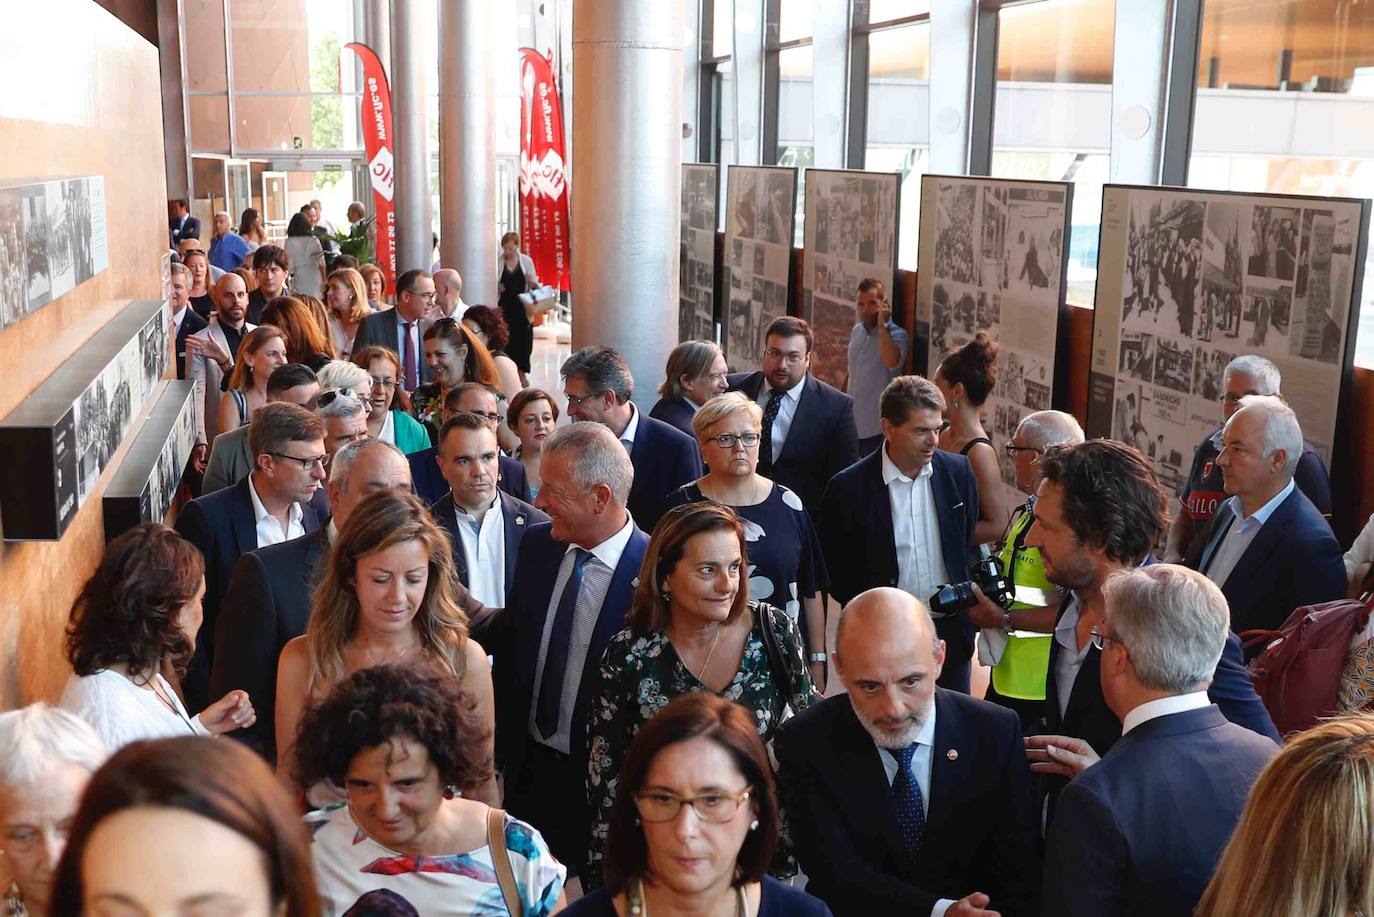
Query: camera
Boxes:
[{"xmin": 929, "ymin": 556, "xmax": 1014, "ymax": 618}]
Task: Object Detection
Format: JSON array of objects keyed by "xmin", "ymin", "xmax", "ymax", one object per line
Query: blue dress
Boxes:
[
  {"xmin": 667, "ymin": 481, "xmax": 828, "ymax": 651},
  {"xmin": 562, "ymin": 876, "xmax": 834, "ymax": 916}
]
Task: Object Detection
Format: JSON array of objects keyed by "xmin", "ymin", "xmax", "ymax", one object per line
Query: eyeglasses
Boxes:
[
  {"xmin": 407, "ymin": 290, "xmax": 437, "ymax": 302},
  {"xmin": 911, "ymin": 420, "xmax": 951, "ymax": 438},
  {"xmin": 708, "ymin": 431, "xmax": 761, "ymax": 449},
  {"xmin": 564, "ymin": 392, "xmax": 605, "ymax": 408},
  {"xmin": 269, "ymin": 452, "xmax": 327, "ymax": 471},
  {"xmin": 1219, "ymin": 392, "xmax": 1259, "ymax": 406},
  {"xmin": 467, "ymin": 410, "xmax": 501, "ymax": 424},
  {"xmin": 1004, "ymin": 443, "xmax": 1042, "ymax": 458},
  {"xmin": 1089, "ymin": 625, "xmax": 1126, "ymax": 652},
  {"xmin": 634, "ymin": 787, "xmax": 753, "ymax": 824},
  {"xmin": 370, "ymin": 375, "xmax": 397, "ymax": 390},
  {"xmin": 763, "ymin": 348, "xmax": 806, "ymax": 365}
]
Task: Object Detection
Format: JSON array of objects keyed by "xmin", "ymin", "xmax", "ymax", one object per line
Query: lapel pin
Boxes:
[
  {"xmin": 946, "ymin": 749, "xmax": 959, "ymax": 761},
  {"xmin": 516, "ymin": 515, "xmax": 525, "ymax": 525},
  {"xmin": 631, "ymin": 576, "xmax": 640, "ymax": 589}
]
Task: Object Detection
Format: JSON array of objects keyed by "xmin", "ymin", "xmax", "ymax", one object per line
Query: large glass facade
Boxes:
[{"xmin": 864, "ymin": 21, "xmax": 930, "ymax": 270}]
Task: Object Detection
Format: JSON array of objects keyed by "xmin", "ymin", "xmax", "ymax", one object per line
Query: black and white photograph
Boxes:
[
  {"xmin": 761, "ymin": 171, "xmax": 793, "ymax": 247},
  {"xmin": 1122, "ymin": 196, "xmax": 1204, "ymax": 337},
  {"xmin": 46, "ymin": 180, "xmax": 75, "ymax": 300},
  {"xmin": 142, "ymin": 397, "xmax": 196, "ymax": 527},
  {"xmin": 22, "ymin": 182, "xmax": 51, "ymax": 315},
  {"xmin": 679, "ymin": 164, "xmax": 719, "ymax": 344},
  {"xmin": 1153, "ymin": 336, "xmax": 1194, "ymax": 396},
  {"xmin": 1247, "ymin": 205, "xmax": 1299, "ymax": 281},
  {"xmin": 1243, "ymin": 281, "xmax": 1292, "ymax": 349},
  {"xmin": 1291, "ymin": 208, "xmax": 1343, "ymax": 365},
  {"xmin": 724, "ymin": 166, "xmax": 796, "ymax": 370},
  {"xmin": 1005, "ymin": 187, "xmax": 1066, "ymax": 295},
  {"xmin": 1197, "ymin": 263, "xmax": 1241, "ymax": 343},
  {"xmin": 933, "ymin": 182, "xmax": 976, "ymax": 284},
  {"xmin": 732, "ymin": 169, "xmax": 758, "ymax": 240},
  {"xmin": 1120, "ymin": 331, "xmax": 1156, "ymax": 383},
  {"xmin": 1193, "ymin": 346, "xmax": 1232, "ymax": 403},
  {"xmin": 67, "ymin": 178, "xmax": 94, "ymax": 285},
  {"xmin": 0, "ymin": 187, "xmax": 23, "ymax": 330},
  {"xmin": 979, "ymin": 186, "xmax": 1008, "ymax": 290}
]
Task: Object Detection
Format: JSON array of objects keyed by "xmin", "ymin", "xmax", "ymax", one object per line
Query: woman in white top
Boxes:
[
  {"xmin": 58, "ymin": 524, "xmax": 257, "ymax": 753},
  {"xmin": 284, "ymin": 212, "xmax": 326, "ymax": 299}
]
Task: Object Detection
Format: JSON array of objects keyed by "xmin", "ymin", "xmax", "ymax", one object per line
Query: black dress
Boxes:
[{"xmin": 499, "ymin": 261, "xmax": 533, "ymax": 374}]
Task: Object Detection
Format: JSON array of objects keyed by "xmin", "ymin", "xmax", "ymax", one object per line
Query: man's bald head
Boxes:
[
  {"xmin": 1015, "ymin": 410, "xmax": 1085, "ymax": 451},
  {"xmin": 836, "ymin": 587, "xmax": 938, "ymax": 659},
  {"xmin": 433, "ymin": 268, "xmax": 463, "ymax": 315}
]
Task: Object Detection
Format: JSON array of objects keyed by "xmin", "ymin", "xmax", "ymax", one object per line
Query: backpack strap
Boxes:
[{"xmin": 486, "ymin": 807, "xmax": 524, "ymax": 917}]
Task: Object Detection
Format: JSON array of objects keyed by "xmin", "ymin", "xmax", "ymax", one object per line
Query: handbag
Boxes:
[
  {"xmin": 756, "ymin": 602, "xmax": 804, "ymax": 741},
  {"xmin": 486, "ymin": 807, "xmax": 524, "ymax": 916},
  {"xmin": 517, "ymin": 284, "xmax": 557, "ymax": 317}
]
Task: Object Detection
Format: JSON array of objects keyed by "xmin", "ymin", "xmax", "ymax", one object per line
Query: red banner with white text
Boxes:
[
  {"xmin": 519, "ymin": 48, "xmax": 571, "ymax": 292},
  {"xmin": 345, "ymin": 41, "xmax": 397, "ymax": 293}
]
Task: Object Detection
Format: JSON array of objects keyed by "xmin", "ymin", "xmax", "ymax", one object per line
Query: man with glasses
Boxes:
[
  {"xmin": 202, "ymin": 363, "xmax": 319, "ymax": 495},
  {"xmin": 819, "ymin": 375, "xmax": 980, "ymax": 692},
  {"xmin": 408, "ymin": 382, "xmax": 532, "ymax": 505},
  {"xmin": 846, "ymin": 278, "xmax": 909, "ymax": 456},
  {"xmin": 176, "ymin": 402, "xmax": 330, "ymax": 712},
  {"xmin": 1164, "ymin": 354, "xmax": 1330, "ymax": 563},
  {"xmin": 727, "ymin": 316, "xmax": 858, "ymax": 518},
  {"xmin": 351, "ymin": 268, "xmax": 436, "ymax": 390}
]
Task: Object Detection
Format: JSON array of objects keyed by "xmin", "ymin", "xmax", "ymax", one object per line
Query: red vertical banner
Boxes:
[
  {"xmin": 345, "ymin": 42, "xmax": 397, "ymax": 293},
  {"xmin": 519, "ymin": 48, "xmax": 571, "ymax": 291}
]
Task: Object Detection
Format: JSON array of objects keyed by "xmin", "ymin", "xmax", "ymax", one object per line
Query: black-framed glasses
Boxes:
[
  {"xmin": 634, "ymin": 787, "xmax": 753, "ymax": 824},
  {"xmin": 1004, "ymin": 442, "xmax": 1042, "ymax": 458},
  {"xmin": 763, "ymin": 348, "xmax": 806, "ymax": 365},
  {"xmin": 565, "ymin": 391, "xmax": 605, "ymax": 408},
  {"xmin": 466, "ymin": 410, "xmax": 501, "ymax": 424},
  {"xmin": 1089, "ymin": 625, "xmax": 1126, "ymax": 652},
  {"xmin": 707, "ymin": 431, "xmax": 762, "ymax": 449},
  {"xmin": 269, "ymin": 452, "xmax": 327, "ymax": 471}
]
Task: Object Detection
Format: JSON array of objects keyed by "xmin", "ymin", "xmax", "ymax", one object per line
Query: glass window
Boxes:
[
  {"xmin": 1189, "ymin": 0, "xmax": 1374, "ymax": 367},
  {"xmin": 864, "ymin": 22, "xmax": 930, "ymax": 270},
  {"xmin": 779, "ymin": 0, "xmax": 813, "ymax": 44},
  {"xmin": 778, "ymin": 45, "xmax": 814, "ymax": 246},
  {"xmin": 710, "ymin": 0, "xmax": 733, "ymax": 59},
  {"xmin": 185, "ymin": 0, "xmax": 227, "ymax": 92},
  {"xmin": 716, "ymin": 60, "xmax": 736, "ymax": 226},
  {"xmin": 991, "ymin": 0, "xmax": 1115, "ymax": 307},
  {"xmin": 868, "ymin": 0, "xmax": 930, "ymax": 25}
]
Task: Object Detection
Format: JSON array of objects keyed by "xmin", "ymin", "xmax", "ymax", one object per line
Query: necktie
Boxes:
[
  {"xmin": 401, "ymin": 321, "xmax": 418, "ymax": 390},
  {"xmin": 892, "ymin": 742, "xmax": 926, "ymax": 864},
  {"xmin": 536, "ymin": 548, "xmax": 589, "ymax": 739},
  {"xmin": 759, "ymin": 388, "xmax": 785, "ymax": 470}
]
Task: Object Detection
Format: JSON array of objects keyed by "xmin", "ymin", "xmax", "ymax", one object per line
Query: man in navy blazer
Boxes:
[
  {"xmin": 775, "ymin": 588, "xmax": 1039, "ymax": 917},
  {"xmin": 408, "ymin": 383, "xmax": 530, "ymax": 505},
  {"xmin": 490, "ymin": 422, "xmax": 648, "ymax": 876},
  {"xmin": 560, "ymin": 345, "xmax": 702, "ymax": 534},
  {"xmin": 175, "ymin": 403, "xmax": 329, "ymax": 713},
  {"xmin": 1184, "ymin": 395, "xmax": 1345, "ymax": 649},
  {"xmin": 818, "ymin": 375, "xmax": 980, "ymax": 692},
  {"xmin": 169, "ymin": 198, "xmax": 200, "ymax": 247},
  {"xmin": 170, "ymin": 263, "xmax": 208, "ymax": 379},
  {"xmin": 350, "ymin": 268, "xmax": 435, "ymax": 389},
  {"xmin": 727, "ymin": 316, "xmax": 859, "ymax": 515},
  {"xmin": 1041, "ymin": 565, "xmax": 1278, "ymax": 916}
]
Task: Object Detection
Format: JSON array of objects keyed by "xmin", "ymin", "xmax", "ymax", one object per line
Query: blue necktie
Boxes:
[
  {"xmin": 892, "ymin": 743, "xmax": 926, "ymax": 863},
  {"xmin": 759, "ymin": 388, "xmax": 784, "ymax": 470},
  {"xmin": 536, "ymin": 548, "xmax": 588, "ymax": 739}
]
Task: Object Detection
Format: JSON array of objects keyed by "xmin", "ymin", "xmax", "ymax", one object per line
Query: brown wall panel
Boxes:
[{"xmin": 0, "ymin": 0, "xmax": 167, "ymax": 708}]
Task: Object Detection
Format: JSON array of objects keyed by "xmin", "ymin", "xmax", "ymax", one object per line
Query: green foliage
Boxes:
[
  {"xmin": 331, "ymin": 216, "xmax": 374, "ymax": 261},
  {"xmin": 311, "ymin": 31, "xmax": 343, "ymax": 186}
]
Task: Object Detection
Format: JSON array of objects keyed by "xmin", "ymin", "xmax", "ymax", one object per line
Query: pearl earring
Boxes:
[
  {"xmin": 749, "ymin": 819, "xmax": 759, "ymax": 831},
  {"xmin": 953, "ymin": 398, "xmax": 961, "ymax": 410}
]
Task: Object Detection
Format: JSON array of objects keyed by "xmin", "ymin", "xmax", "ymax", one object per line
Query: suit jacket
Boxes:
[
  {"xmin": 774, "ymin": 691, "xmax": 1040, "ymax": 917},
  {"xmin": 817, "ymin": 448, "xmax": 980, "ymax": 658},
  {"xmin": 202, "ymin": 425, "xmax": 254, "ymax": 495},
  {"xmin": 1185, "ymin": 486, "xmax": 1346, "ymax": 640},
  {"xmin": 491, "ymin": 520, "xmax": 649, "ymax": 777},
  {"xmin": 170, "ymin": 214, "xmax": 201, "ymax": 246},
  {"xmin": 1042, "ymin": 706, "xmax": 1277, "ymax": 916},
  {"xmin": 627, "ymin": 411, "xmax": 703, "ymax": 534},
  {"xmin": 647, "ymin": 396, "xmax": 698, "ymax": 439},
  {"xmin": 175, "ymin": 308, "xmax": 208, "ymax": 380},
  {"xmin": 174, "ymin": 476, "xmax": 327, "ymax": 712},
  {"xmin": 727, "ymin": 371, "xmax": 859, "ymax": 514},
  {"xmin": 410, "ymin": 447, "xmax": 530, "ymax": 506},
  {"xmin": 187, "ymin": 318, "xmax": 257, "ymax": 445},
  {"xmin": 430, "ymin": 491, "xmax": 549, "ymax": 619},
  {"xmin": 350, "ymin": 309, "xmax": 435, "ymax": 385}
]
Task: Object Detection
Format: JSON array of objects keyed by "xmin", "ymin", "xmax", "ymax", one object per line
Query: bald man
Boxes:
[
  {"xmin": 775, "ymin": 587, "xmax": 1039, "ymax": 917},
  {"xmin": 432, "ymin": 268, "xmax": 467, "ymax": 319}
]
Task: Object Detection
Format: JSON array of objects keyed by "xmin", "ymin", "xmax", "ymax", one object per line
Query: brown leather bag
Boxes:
[{"xmin": 487, "ymin": 807, "xmax": 523, "ymax": 916}]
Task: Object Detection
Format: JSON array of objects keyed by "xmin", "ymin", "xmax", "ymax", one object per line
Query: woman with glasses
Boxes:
[
  {"xmin": 218, "ymin": 324, "xmax": 288, "ymax": 434},
  {"xmin": 351, "ymin": 345, "xmax": 432, "ymax": 454},
  {"xmin": 410, "ymin": 318, "xmax": 502, "ymax": 445},
  {"xmin": 667, "ymin": 392, "xmax": 828, "ymax": 686},
  {"xmin": 507, "ymin": 387, "xmax": 559, "ymax": 501},
  {"xmin": 649, "ymin": 340, "xmax": 730, "ymax": 438},
  {"xmin": 571, "ymin": 693, "xmax": 830, "ymax": 915},
  {"xmin": 584, "ymin": 501, "xmax": 818, "ymax": 888},
  {"xmin": 934, "ymin": 331, "xmax": 1013, "ymax": 545}
]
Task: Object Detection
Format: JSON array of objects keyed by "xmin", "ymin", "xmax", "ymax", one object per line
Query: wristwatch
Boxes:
[{"xmin": 808, "ymin": 652, "xmax": 827, "ymax": 663}]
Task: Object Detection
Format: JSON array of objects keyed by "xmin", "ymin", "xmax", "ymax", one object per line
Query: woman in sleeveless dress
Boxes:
[{"xmin": 935, "ymin": 331, "xmax": 1014, "ymax": 547}]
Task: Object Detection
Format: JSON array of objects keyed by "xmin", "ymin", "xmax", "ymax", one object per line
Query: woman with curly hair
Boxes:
[
  {"xmin": 261, "ymin": 294, "xmax": 336, "ymax": 366},
  {"xmin": 410, "ymin": 317, "xmax": 502, "ymax": 445},
  {"xmin": 462, "ymin": 304, "xmax": 523, "ymax": 402},
  {"xmin": 297, "ymin": 664, "xmax": 567, "ymax": 915},
  {"xmin": 57, "ymin": 524, "xmax": 256, "ymax": 752},
  {"xmin": 274, "ymin": 488, "xmax": 499, "ymax": 807}
]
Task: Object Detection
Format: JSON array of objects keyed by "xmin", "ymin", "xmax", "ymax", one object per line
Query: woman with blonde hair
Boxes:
[
  {"xmin": 217, "ymin": 324, "xmax": 287, "ymax": 433},
  {"xmin": 1196, "ymin": 713, "xmax": 1374, "ymax": 917},
  {"xmin": 274, "ymin": 488, "xmax": 499, "ymax": 807},
  {"xmin": 324, "ymin": 267, "xmax": 371, "ymax": 360},
  {"xmin": 261, "ymin": 295, "xmax": 336, "ymax": 366}
]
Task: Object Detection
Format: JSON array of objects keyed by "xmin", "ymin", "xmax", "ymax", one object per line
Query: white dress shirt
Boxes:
[
  {"xmin": 1052, "ymin": 593, "xmax": 1092, "ymax": 719},
  {"xmin": 882, "ymin": 446, "xmax": 951, "ymax": 603},
  {"xmin": 618, "ymin": 402, "xmax": 641, "ymax": 451},
  {"xmin": 874, "ymin": 703, "xmax": 954, "ymax": 917},
  {"xmin": 454, "ymin": 495, "xmax": 506, "ymax": 608},
  {"xmin": 756, "ymin": 375, "xmax": 804, "ymax": 459},
  {"xmin": 1120, "ymin": 691, "xmax": 1211, "ymax": 736},
  {"xmin": 171, "ymin": 304, "xmax": 189, "ymax": 338},
  {"xmin": 1203, "ymin": 479, "xmax": 1294, "ymax": 588},
  {"xmin": 247, "ymin": 474, "xmax": 305, "ymax": 547}
]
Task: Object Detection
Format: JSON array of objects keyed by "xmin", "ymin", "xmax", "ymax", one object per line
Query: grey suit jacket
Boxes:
[
  {"xmin": 188, "ymin": 318, "xmax": 257, "ymax": 445},
  {"xmin": 202, "ymin": 425, "xmax": 254, "ymax": 494}
]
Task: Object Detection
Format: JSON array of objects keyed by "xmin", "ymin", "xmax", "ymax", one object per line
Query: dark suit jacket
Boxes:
[
  {"xmin": 410, "ymin": 447, "xmax": 530, "ymax": 506},
  {"xmin": 350, "ymin": 309, "xmax": 434, "ymax": 385},
  {"xmin": 627, "ymin": 410, "xmax": 703, "ymax": 534},
  {"xmin": 175, "ymin": 308, "xmax": 208, "ymax": 380},
  {"xmin": 1185, "ymin": 486, "xmax": 1346, "ymax": 640},
  {"xmin": 1042, "ymin": 706, "xmax": 1277, "ymax": 916},
  {"xmin": 170, "ymin": 214, "xmax": 201, "ymax": 246},
  {"xmin": 648, "ymin": 396, "xmax": 697, "ymax": 438},
  {"xmin": 727, "ymin": 371, "xmax": 859, "ymax": 514},
  {"xmin": 430, "ymin": 491, "xmax": 549, "ymax": 614},
  {"xmin": 174, "ymin": 477, "xmax": 327, "ymax": 712},
  {"xmin": 775, "ymin": 691, "xmax": 1040, "ymax": 917},
  {"xmin": 817, "ymin": 449, "xmax": 980, "ymax": 658}
]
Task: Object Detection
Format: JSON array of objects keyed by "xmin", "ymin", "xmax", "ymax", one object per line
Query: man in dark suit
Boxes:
[
  {"xmin": 246, "ymin": 244, "xmax": 290, "ymax": 325},
  {"xmin": 1021, "ymin": 441, "xmax": 1278, "ymax": 824},
  {"xmin": 409, "ymin": 382, "xmax": 530, "ymax": 505},
  {"xmin": 430, "ymin": 412, "xmax": 547, "ymax": 614},
  {"xmin": 818, "ymin": 375, "xmax": 980, "ymax": 692},
  {"xmin": 1041, "ymin": 564, "xmax": 1278, "ymax": 915},
  {"xmin": 350, "ymin": 268, "xmax": 435, "ymax": 391},
  {"xmin": 727, "ymin": 316, "xmax": 858, "ymax": 515},
  {"xmin": 775, "ymin": 587, "xmax": 1039, "ymax": 917},
  {"xmin": 175, "ymin": 402, "xmax": 329, "ymax": 712},
  {"xmin": 169, "ymin": 198, "xmax": 200, "ymax": 248},
  {"xmin": 169, "ymin": 262, "xmax": 208, "ymax": 379},
  {"xmin": 490, "ymin": 422, "xmax": 648, "ymax": 875},
  {"xmin": 1185, "ymin": 394, "xmax": 1345, "ymax": 646},
  {"xmin": 560, "ymin": 345, "xmax": 702, "ymax": 533}
]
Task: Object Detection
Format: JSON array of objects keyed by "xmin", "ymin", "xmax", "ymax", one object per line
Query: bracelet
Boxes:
[
  {"xmin": 1002, "ymin": 612, "xmax": 1014, "ymax": 633},
  {"xmin": 807, "ymin": 652, "xmax": 827, "ymax": 663}
]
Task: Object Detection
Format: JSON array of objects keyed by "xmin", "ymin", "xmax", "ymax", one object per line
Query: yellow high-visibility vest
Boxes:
[{"xmin": 992, "ymin": 503, "xmax": 1057, "ymax": 700}]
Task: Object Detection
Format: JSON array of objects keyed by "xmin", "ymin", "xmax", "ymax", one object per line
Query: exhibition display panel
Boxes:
[
  {"xmin": 723, "ymin": 165, "xmax": 797, "ymax": 372},
  {"xmin": 0, "ymin": 175, "xmax": 108, "ymax": 331},
  {"xmin": 101, "ymin": 380, "xmax": 196, "ymax": 542},
  {"xmin": 680, "ymin": 163, "xmax": 720, "ymax": 345}
]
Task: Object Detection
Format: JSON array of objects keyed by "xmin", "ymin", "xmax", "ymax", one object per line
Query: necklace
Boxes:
[
  {"xmin": 695, "ymin": 625, "xmax": 724, "ymax": 682},
  {"xmin": 627, "ymin": 877, "xmax": 748, "ymax": 916},
  {"xmin": 361, "ymin": 641, "xmax": 418, "ymax": 668}
]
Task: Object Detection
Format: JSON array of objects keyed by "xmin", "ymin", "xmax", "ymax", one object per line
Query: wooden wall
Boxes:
[{"xmin": 0, "ymin": 0, "xmax": 166, "ymax": 708}]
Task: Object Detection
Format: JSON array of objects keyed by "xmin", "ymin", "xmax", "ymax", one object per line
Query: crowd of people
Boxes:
[{"xmin": 10, "ymin": 201, "xmax": 1374, "ymax": 915}]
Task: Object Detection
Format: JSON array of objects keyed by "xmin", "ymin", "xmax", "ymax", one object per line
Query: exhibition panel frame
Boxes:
[
  {"xmin": 102, "ymin": 380, "xmax": 196, "ymax": 543},
  {"xmin": 0, "ymin": 175, "xmax": 108, "ymax": 331},
  {"xmin": 723, "ymin": 165, "xmax": 798, "ymax": 372},
  {"xmin": 680, "ymin": 163, "xmax": 720, "ymax": 345}
]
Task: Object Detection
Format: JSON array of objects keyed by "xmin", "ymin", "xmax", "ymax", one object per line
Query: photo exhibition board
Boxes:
[
  {"xmin": 0, "ymin": 175, "xmax": 108, "ymax": 331},
  {"xmin": 102, "ymin": 381, "xmax": 196, "ymax": 543},
  {"xmin": 723, "ymin": 165, "xmax": 797, "ymax": 372},
  {"xmin": 680, "ymin": 163, "xmax": 720, "ymax": 344},
  {"xmin": 1087, "ymin": 184, "xmax": 1369, "ymax": 498},
  {"xmin": 802, "ymin": 169, "xmax": 901, "ymax": 388},
  {"xmin": 916, "ymin": 175, "xmax": 1073, "ymax": 507}
]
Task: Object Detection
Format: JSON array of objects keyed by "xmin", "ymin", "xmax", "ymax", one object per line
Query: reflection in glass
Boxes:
[{"xmin": 864, "ymin": 23, "xmax": 930, "ymax": 270}]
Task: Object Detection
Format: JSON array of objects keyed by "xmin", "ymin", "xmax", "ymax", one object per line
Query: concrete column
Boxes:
[
  {"xmin": 812, "ymin": 0, "xmax": 852, "ymax": 169},
  {"xmin": 439, "ymin": 0, "xmax": 498, "ymax": 304},
  {"xmin": 391, "ymin": 0, "xmax": 432, "ymax": 273},
  {"xmin": 363, "ymin": 0, "xmax": 392, "ymax": 82},
  {"xmin": 732, "ymin": 0, "xmax": 765, "ymax": 165},
  {"xmin": 571, "ymin": 0, "xmax": 684, "ymax": 409},
  {"xmin": 928, "ymin": 0, "xmax": 977, "ymax": 175}
]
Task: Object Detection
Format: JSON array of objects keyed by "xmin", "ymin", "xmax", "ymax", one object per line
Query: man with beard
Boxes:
[
  {"xmin": 774, "ymin": 587, "xmax": 1039, "ymax": 917},
  {"xmin": 187, "ymin": 271, "xmax": 256, "ymax": 468}
]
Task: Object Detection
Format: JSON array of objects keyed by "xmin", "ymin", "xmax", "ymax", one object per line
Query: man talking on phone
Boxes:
[{"xmin": 847, "ymin": 278, "xmax": 909, "ymax": 456}]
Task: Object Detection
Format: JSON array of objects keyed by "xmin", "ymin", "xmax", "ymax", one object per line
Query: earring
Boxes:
[
  {"xmin": 444, "ymin": 785, "xmax": 459, "ymax": 799},
  {"xmin": 662, "ymin": 591, "xmax": 672, "ymax": 605},
  {"xmin": 953, "ymin": 399, "xmax": 961, "ymax": 410},
  {"xmin": 749, "ymin": 819, "xmax": 759, "ymax": 831}
]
